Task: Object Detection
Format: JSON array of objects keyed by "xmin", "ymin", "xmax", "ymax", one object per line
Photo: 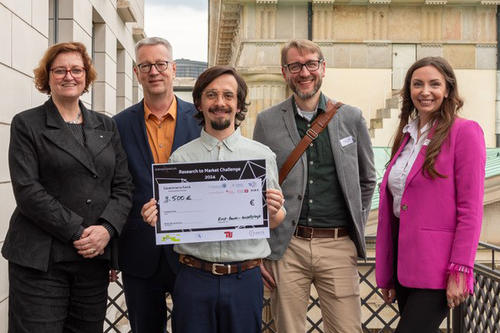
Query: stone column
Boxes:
[
  {"xmin": 312, "ymin": 0, "xmax": 335, "ymax": 40},
  {"xmin": 132, "ymin": 70, "xmax": 143, "ymax": 104},
  {"xmin": 476, "ymin": 5, "xmax": 497, "ymax": 42},
  {"xmin": 256, "ymin": 0, "xmax": 278, "ymax": 40},
  {"xmin": 57, "ymin": 0, "xmax": 93, "ymax": 107},
  {"xmin": 116, "ymin": 47, "xmax": 134, "ymax": 112},
  {"xmin": 93, "ymin": 22, "xmax": 117, "ymax": 116},
  {"xmin": 367, "ymin": 4, "xmax": 389, "ymax": 41},
  {"xmin": 240, "ymin": 73, "xmax": 287, "ymax": 138},
  {"xmin": 421, "ymin": 5, "xmax": 443, "ymax": 42}
]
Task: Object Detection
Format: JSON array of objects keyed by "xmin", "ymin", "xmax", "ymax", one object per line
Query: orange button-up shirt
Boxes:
[{"xmin": 144, "ymin": 98, "xmax": 177, "ymax": 163}]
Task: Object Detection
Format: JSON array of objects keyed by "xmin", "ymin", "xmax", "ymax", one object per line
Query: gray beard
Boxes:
[{"xmin": 289, "ymin": 77, "xmax": 322, "ymax": 100}]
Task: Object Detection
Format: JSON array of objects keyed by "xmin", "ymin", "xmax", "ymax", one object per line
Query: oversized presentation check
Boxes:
[{"xmin": 152, "ymin": 159, "xmax": 269, "ymax": 245}]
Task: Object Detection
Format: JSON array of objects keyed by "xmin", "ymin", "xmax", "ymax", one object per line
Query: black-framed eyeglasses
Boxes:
[
  {"xmin": 50, "ymin": 66, "xmax": 86, "ymax": 79},
  {"xmin": 284, "ymin": 59, "xmax": 324, "ymax": 74},
  {"xmin": 136, "ymin": 61, "xmax": 170, "ymax": 73}
]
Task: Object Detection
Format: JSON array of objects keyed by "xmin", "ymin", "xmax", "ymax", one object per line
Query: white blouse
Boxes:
[{"xmin": 388, "ymin": 118, "xmax": 431, "ymax": 218}]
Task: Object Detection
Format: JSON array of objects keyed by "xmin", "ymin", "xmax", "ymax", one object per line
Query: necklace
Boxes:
[{"xmin": 66, "ymin": 112, "xmax": 82, "ymax": 124}]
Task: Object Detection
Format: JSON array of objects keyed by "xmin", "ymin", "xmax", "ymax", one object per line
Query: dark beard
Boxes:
[
  {"xmin": 289, "ymin": 76, "xmax": 322, "ymax": 100},
  {"xmin": 210, "ymin": 119, "xmax": 231, "ymax": 130},
  {"xmin": 208, "ymin": 106, "xmax": 232, "ymax": 130}
]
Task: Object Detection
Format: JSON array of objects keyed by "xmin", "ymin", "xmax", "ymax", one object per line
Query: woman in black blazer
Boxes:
[{"xmin": 2, "ymin": 42, "xmax": 133, "ymax": 333}]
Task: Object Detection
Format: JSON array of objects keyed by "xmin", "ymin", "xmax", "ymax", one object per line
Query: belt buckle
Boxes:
[
  {"xmin": 211, "ymin": 263, "xmax": 230, "ymax": 275},
  {"xmin": 306, "ymin": 128, "xmax": 318, "ymax": 140}
]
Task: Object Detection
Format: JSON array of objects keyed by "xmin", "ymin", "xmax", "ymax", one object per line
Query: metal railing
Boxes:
[
  {"xmin": 104, "ymin": 238, "xmax": 500, "ymax": 333},
  {"xmin": 454, "ymin": 241, "xmax": 500, "ymax": 333}
]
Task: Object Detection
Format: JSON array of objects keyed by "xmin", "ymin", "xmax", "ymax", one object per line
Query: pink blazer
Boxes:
[{"xmin": 376, "ymin": 118, "xmax": 486, "ymax": 290}]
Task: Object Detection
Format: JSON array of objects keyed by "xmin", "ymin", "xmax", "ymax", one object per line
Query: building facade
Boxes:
[
  {"xmin": 0, "ymin": 0, "xmax": 144, "ymax": 330},
  {"xmin": 209, "ymin": 0, "xmax": 499, "ymax": 148},
  {"xmin": 175, "ymin": 58, "xmax": 208, "ymax": 78},
  {"xmin": 208, "ymin": 0, "xmax": 500, "ymax": 245},
  {"xmin": 173, "ymin": 58, "xmax": 208, "ymax": 103}
]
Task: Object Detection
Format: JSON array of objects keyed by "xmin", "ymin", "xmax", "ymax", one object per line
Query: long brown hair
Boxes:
[{"xmin": 390, "ymin": 57, "xmax": 463, "ymax": 178}]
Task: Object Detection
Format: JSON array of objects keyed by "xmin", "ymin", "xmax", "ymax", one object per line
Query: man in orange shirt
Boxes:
[{"xmin": 113, "ymin": 37, "xmax": 201, "ymax": 333}]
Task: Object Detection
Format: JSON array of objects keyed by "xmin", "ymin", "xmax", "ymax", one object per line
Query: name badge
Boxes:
[{"xmin": 340, "ymin": 136, "xmax": 354, "ymax": 147}]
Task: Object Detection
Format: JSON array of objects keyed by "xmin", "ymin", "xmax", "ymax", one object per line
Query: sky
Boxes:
[{"xmin": 144, "ymin": 0, "xmax": 208, "ymax": 62}]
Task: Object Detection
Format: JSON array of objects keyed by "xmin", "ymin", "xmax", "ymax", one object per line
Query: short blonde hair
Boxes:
[
  {"xmin": 34, "ymin": 42, "xmax": 97, "ymax": 94},
  {"xmin": 281, "ymin": 39, "xmax": 324, "ymax": 67}
]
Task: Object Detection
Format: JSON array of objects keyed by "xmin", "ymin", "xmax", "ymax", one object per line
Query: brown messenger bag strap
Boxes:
[{"xmin": 278, "ymin": 101, "xmax": 343, "ymax": 185}]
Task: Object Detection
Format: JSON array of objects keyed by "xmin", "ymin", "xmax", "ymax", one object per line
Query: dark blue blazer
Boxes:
[{"xmin": 113, "ymin": 97, "xmax": 201, "ymax": 278}]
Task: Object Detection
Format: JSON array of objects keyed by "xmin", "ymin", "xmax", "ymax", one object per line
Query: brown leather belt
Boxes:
[
  {"xmin": 294, "ymin": 225, "xmax": 349, "ymax": 240},
  {"xmin": 179, "ymin": 254, "xmax": 261, "ymax": 276}
]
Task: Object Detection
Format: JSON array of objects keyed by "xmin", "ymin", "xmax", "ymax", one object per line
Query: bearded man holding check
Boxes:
[{"xmin": 141, "ymin": 65, "xmax": 285, "ymax": 333}]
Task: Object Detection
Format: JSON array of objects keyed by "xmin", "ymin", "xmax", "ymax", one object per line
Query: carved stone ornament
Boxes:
[
  {"xmin": 256, "ymin": 0, "xmax": 278, "ymax": 4},
  {"xmin": 312, "ymin": 0, "xmax": 335, "ymax": 4},
  {"xmin": 424, "ymin": 0, "xmax": 447, "ymax": 4},
  {"xmin": 480, "ymin": 0, "xmax": 500, "ymax": 4}
]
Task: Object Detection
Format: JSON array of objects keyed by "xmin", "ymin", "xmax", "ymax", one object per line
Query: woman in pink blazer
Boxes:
[{"xmin": 375, "ymin": 57, "xmax": 486, "ymax": 332}]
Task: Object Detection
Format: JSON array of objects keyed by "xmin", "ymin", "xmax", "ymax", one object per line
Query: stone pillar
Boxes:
[
  {"xmin": 116, "ymin": 47, "xmax": 134, "ymax": 112},
  {"xmin": 421, "ymin": 5, "xmax": 443, "ymax": 42},
  {"xmin": 132, "ymin": 70, "xmax": 143, "ymax": 104},
  {"xmin": 57, "ymin": 0, "xmax": 93, "ymax": 106},
  {"xmin": 367, "ymin": 5, "xmax": 389, "ymax": 41},
  {"xmin": 496, "ymin": 68, "xmax": 500, "ymax": 146},
  {"xmin": 312, "ymin": 0, "xmax": 335, "ymax": 40},
  {"xmin": 476, "ymin": 5, "xmax": 497, "ymax": 42},
  {"xmin": 240, "ymin": 73, "xmax": 286, "ymax": 138},
  {"xmin": 93, "ymin": 22, "xmax": 117, "ymax": 116},
  {"xmin": 256, "ymin": 0, "xmax": 278, "ymax": 40}
]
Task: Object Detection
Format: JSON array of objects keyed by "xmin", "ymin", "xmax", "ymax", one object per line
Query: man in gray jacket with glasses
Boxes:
[{"xmin": 253, "ymin": 39, "xmax": 376, "ymax": 333}]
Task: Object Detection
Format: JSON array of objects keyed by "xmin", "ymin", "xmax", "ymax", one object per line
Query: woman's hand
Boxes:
[
  {"xmin": 73, "ymin": 225, "xmax": 110, "ymax": 258},
  {"xmin": 141, "ymin": 198, "xmax": 158, "ymax": 227},
  {"xmin": 381, "ymin": 288, "xmax": 396, "ymax": 304},
  {"xmin": 446, "ymin": 272, "xmax": 468, "ymax": 308}
]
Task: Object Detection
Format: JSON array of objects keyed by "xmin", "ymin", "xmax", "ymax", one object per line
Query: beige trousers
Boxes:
[{"xmin": 265, "ymin": 235, "xmax": 361, "ymax": 333}]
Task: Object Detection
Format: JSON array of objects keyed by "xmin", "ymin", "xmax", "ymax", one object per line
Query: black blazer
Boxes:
[
  {"xmin": 113, "ymin": 97, "xmax": 201, "ymax": 278},
  {"xmin": 2, "ymin": 98, "xmax": 133, "ymax": 271}
]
